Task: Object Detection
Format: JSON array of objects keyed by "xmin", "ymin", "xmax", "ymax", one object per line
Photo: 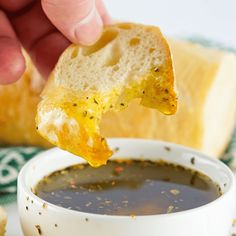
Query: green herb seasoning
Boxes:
[{"xmin": 34, "ymin": 160, "xmax": 221, "ymax": 216}]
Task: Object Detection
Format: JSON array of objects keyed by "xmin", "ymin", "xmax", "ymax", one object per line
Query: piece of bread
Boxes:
[
  {"xmin": 36, "ymin": 23, "xmax": 177, "ymax": 167},
  {"xmin": 0, "ymin": 39, "xmax": 235, "ymax": 159},
  {"xmin": 101, "ymin": 39, "xmax": 236, "ymax": 157},
  {"xmin": 0, "ymin": 207, "xmax": 7, "ymax": 236}
]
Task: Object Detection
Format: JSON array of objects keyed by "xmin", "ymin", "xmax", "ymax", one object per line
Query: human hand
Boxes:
[{"xmin": 0, "ymin": 0, "xmax": 112, "ymax": 84}]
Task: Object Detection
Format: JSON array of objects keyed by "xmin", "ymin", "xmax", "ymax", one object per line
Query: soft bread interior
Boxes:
[{"xmin": 36, "ymin": 23, "xmax": 177, "ymax": 167}]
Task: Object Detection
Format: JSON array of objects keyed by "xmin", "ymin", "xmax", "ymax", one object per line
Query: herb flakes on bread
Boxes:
[{"xmin": 36, "ymin": 23, "xmax": 177, "ymax": 167}]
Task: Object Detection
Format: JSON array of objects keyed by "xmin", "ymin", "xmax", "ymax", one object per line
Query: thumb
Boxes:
[{"xmin": 41, "ymin": 0, "xmax": 103, "ymax": 45}]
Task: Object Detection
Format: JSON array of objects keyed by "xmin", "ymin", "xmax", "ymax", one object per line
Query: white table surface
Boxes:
[
  {"xmin": 5, "ymin": 203, "xmax": 22, "ymax": 236},
  {"xmin": 104, "ymin": 0, "xmax": 236, "ymax": 48},
  {"xmin": 3, "ymin": 0, "xmax": 236, "ymax": 235}
]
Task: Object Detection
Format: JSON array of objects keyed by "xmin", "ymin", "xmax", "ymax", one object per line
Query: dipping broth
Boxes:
[{"xmin": 34, "ymin": 159, "xmax": 221, "ymax": 216}]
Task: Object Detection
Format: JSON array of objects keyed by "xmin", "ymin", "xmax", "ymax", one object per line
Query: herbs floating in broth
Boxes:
[{"xmin": 34, "ymin": 159, "xmax": 221, "ymax": 216}]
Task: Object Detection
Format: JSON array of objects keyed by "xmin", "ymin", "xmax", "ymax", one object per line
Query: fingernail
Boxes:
[{"xmin": 75, "ymin": 8, "xmax": 103, "ymax": 45}]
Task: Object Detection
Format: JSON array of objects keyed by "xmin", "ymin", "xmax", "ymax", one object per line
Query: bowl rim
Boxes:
[{"xmin": 18, "ymin": 138, "xmax": 236, "ymax": 220}]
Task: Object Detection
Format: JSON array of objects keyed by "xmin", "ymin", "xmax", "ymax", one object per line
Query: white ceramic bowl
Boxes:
[{"xmin": 18, "ymin": 139, "xmax": 236, "ymax": 236}]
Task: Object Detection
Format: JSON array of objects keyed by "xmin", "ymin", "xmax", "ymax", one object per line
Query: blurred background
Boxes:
[{"xmin": 104, "ymin": 0, "xmax": 236, "ymax": 48}]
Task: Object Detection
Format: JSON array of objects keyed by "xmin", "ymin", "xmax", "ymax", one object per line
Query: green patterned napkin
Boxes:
[{"xmin": 0, "ymin": 147, "xmax": 43, "ymax": 204}]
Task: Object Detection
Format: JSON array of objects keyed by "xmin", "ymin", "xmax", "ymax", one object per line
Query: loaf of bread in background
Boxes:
[
  {"xmin": 101, "ymin": 39, "xmax": 236, "ymax": 157},
  {"xmin": 0, "ymin": 207, "xmax": 7, "ymax": 236},
  {"xmin": 0, "ymin": 40, "xmax": 236, "ymax": 157},
  {"xmin": 0, "ymin": 52, "xmax": 50, "ymax": 147}
]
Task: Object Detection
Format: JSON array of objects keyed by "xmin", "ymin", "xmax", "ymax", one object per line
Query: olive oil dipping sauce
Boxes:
[{"xmin": 34, "ymin": 160, "xmax": 221, "ymax": 216}]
